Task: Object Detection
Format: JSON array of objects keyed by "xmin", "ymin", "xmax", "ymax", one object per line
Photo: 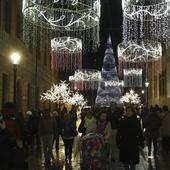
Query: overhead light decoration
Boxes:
[
  {"xmin": 69, "ymin": 69, "xmax": 101, "ymax": 90},
  {"xmin": 105, "ymin": 80, "xmax": 124, "ymax": 87},
  {"xmin": 40, "ymin": 81, "xmax": 87, "ymax": 107},
  {"xmin": 120, "ymin": 89, "xmax": 141, "ymax": 104},
  {"xmin": 51, "ymin": 37, "xmax": 82, "ymax": 71},
  {"xmin": 22, "ymin": 0, "xmax": 101, "ymax": 53},
  {"xmin": 123, "ymin": 68, "xmax": 143, "ymax": 87},
  {"xmin": 22, "ymin": 0, "xmax": 100, "ymax": 31},
  {"xmin": 122, "ymin": 0, "xmax": 170, "ymax": 47},
  {"xmin": 118, "ymin": 41, "xmax": 162, "ymax": 63}
]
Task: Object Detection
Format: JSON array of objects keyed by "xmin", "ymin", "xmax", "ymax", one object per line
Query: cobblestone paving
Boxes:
[{"xmin": 28, "ymin": 139, "xmax": 170, "ymax": 170}]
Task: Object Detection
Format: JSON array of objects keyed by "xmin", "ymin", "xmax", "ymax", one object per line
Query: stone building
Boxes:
[{"xmin": 0, "ymin": 0, "xmax": 58, "ymax": 113}]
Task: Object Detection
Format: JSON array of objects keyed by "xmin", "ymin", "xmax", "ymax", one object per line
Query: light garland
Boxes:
[
  {"xmin": 123, "ymin": 68, "xmax": 143, "ymax": 87},
  {"xmin": 22, "ymin": 0, "xmax": 100, "ymax": 31},
  {"xmin": 51, "ymin": 37, "xmax": 82, "ymax": 71},
  {"xmin": 124, "ymin": 68, "xmax": 142, "ymax": 75},
  {"xmin": 118, "ymin": 41, "xmax": 162, "ymax": 62},
  {"xmin": 69, "ymin": 69, "xmax": 101, "ymax": 81},
  {"xmin": 23, "ymin": 0, "xmax": 100, "ymax": 54},
  {"xmin": 40, "ymin": 81, "xmax": 87, "ymax": 107},
  {"xmin": 51, "ymin": 37, "xmax": 82, "ymax": 53},
  {"xmin": 69, "ymin": 69, "xmax": 101, "ymax": 90},
  {"xmin": 122, "ymin": 0, "xmax": 170, "ymax": 47},
  {"xmin": 105, "ymin": 80, "xmax": 124, "ymax": 87},
  {"xmin": 120, "ymin": 89, "xmax": 141, "ymax": 104}
]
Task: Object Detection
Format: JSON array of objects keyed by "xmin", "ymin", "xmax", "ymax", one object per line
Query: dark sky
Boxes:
[{"xmin": 84, "ymin": 0, "xmax": 123, "ymax": 69}]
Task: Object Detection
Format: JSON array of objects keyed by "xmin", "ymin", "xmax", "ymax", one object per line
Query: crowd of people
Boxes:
[{"xmin": 0, "ymin": 103, "xmax": 170, "ymax": 170}]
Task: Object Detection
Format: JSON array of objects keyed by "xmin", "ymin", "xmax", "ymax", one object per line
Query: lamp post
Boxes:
[
  {"xmin": 10, "ymin": 52, "xmax": 21, "ymax": 109},
  {"xmin": 145, "ymin": 81, "xmax": 149, "ymax": 108}
]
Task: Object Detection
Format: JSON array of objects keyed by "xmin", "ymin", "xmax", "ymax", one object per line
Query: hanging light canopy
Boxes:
[
  {"xmin": 51, "ymin": 37, "xmax": 82, "ymax": 71},
  {"xmin": 118, "ymin": 41, "xmax": 162, "ymax": 63},
  {"xmin": 69, "ymin": 69, "xmax": 101, "ymax": 90},
  {"xmin": 22, "ymin": 0, "xmax": 100, "ymax": 31},
  {"xmin": 123, "ymin": 68, "xmax": 143, "ymax": 87},
  {"xmin": 122, "ymin": 0, "xmax": 170, "ymax": 47}
]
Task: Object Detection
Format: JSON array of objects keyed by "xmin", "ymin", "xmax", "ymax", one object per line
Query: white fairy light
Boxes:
[
  {"xmin": 123, "ymin": 68, "xmax": 143, "ymax": 87},
  {"xmin": 40, "ymin": 81, "xmax": 87, "ymax": 106},
  {"xmin": 118, "ymin": 41, "xmax": 162, "ymax": 62},
  {"xmin": 22, "ymin": 0, "xmax": 100, "ymax": 31},
  {"xmin": 51, "ymin": 37, "xmax": 82, "ymax": 71},
  {"xmin": 124, "ymin": 68, "xmax": 142, "ymax": 75},
  {"xmin": 66, "ymin": 92, "xmax": 87, "ymax": 107},
  {"xmin": 122, "ymin": 0, "xmax": 170, "ymax": 47},
  {"xmin": 51, "ymin": 37, "xmax": 82, "ymax": 53},
  {"xmin": 123, "ymin": 1, "xmax": 170, "ymax": 20},
  {"xmin": 120, "ymin": 89, "xmax": 141, "ymax": 104},
  {"xmin": 69, "ymin": 69, "xmax": 101, "ymax": 81},
  {"xmin": 105, "ymin": 80, "xmax": 124, "ymax": 87},
  {"xmin": 69, "ymin": 69, "xmax": 101, "ymax": 90}
]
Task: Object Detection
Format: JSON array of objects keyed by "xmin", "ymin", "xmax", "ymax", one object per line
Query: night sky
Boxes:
[{"xmin": 83, "ymin": 0, "xmax": 123, "ymax": 69}]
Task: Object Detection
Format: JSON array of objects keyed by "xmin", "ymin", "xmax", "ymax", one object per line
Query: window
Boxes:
[
  {"xmin": 4, "ymin": 0, "xmax": 12, "ymax": 33},
  {"xmin": 2, "ymin": 73, "xmax": 9, "ymax": 106},
  {"xmin": 27, "ymin": 83, "xmax": 31, "ymax": 109},
  {"xmin": 16, "ymin": 13, "xmax": 23, "ymax": 39}
]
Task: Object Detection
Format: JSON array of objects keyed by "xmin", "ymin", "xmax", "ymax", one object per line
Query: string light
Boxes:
[
  {"xmin": 69, "ymin": 69, "xmax": 101, "ymax": 90},
  {"xmin": 123, "ymin": 68, "xmax": 143, "ymax": 87},
  {"xmin": 122, "ymin": 0, "xmax": 170, "ymax": 47},
  {"xmin": 120, "ymin": 89, "xmax": 141, "ymax": 104},
  {"xmin": 40, "ymin": 81, "xmax": 87, "ymax": 106},
  {"xmin": 118, "ymin": 41, "xmax": 162, "ymax": 62},
  {"xmin": 23, "ymin": 0, "xmax": 100, "ymax": 31},
  {"xmin": 51, "ymin": 37, "xmax": 82, "ymax": 71}
]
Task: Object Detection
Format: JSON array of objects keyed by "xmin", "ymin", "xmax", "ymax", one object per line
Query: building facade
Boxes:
[
  {"xmin": 147, "ymin": 47, "xmax": 170, "ymax": 107},
  {"xmin": 0, "ymin": 0, "xmax": 58, "ymax": 113}
]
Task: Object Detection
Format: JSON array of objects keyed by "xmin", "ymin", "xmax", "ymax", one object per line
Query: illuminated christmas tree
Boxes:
[{"xmin": 95, "ymin": 36, "xmax": 122, "ymax": 107}]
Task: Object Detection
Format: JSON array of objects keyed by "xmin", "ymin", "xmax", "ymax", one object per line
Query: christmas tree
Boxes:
[{"xmin": 95, "ymin": 36, "xmax": 122, "ymax": 107}]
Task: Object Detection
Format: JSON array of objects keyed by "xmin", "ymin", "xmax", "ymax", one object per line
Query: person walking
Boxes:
[
  {"xmin": 161, "ymin": 106, "xmax": 170, "ymax": 154},
  {"xmin": 60, "ymin": 112, "xmax": 77, "ymax": 165},
  {"xmin": 116, "ymin": 106, "xmax": 144, "ymax": 170},
  {"xmin": 96, "ymin": 111, "xmax": 112, "ymax": 159},
  {"xmin": 144, "ymin": 108, "xmax": 162, "ymax": 157},
  {"xmin": 39, "ymin": 110, "xmax": 57, "ymax": 165}
]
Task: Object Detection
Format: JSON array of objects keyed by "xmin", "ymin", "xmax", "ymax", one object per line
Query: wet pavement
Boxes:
[{"xmin": 28, "ymin": 138, "xmax": 170, "ymax": 170}]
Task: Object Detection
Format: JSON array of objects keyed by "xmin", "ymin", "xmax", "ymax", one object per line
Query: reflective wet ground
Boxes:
[{"xmin": 28, "ymin": 138, "xmax": 170, "ymax": 170}]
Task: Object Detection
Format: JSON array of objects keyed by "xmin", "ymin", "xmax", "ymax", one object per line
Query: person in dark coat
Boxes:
[
  {"xmin": 60, "ymin": 112, "xmax": 77, "ymax": 165},
  {"xmin": 144, "ymin": 109, "xmax": 162, "ymax": 157},
  {"xmin": 0, "ymin": 114, "xmax": 28, "ymax": 170},
  {"xmin": 39, "ymin": 109, "xmax": 57, "ymax": 165},
  {"xmin": 116, "ymin": 106, "xmax": 144, "ymax": 170}
]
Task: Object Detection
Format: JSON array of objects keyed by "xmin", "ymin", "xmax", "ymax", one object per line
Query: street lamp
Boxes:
[
  {"xmin": 10, "ymin": 52, "xmax": 21, "ymax": 109},
  {"xmin": 145, "ymin": 81, "xmax": 150, "ymax": 107},
  {"xmin": 141, "ymin": 90, "xmax": 145, "ymax": 94}
]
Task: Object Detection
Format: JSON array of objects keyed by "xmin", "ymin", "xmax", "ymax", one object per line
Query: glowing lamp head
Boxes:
[
  {"xmin": 10, "ymin": 52, "xmax": 21, "ymax": 65},
  {"xmin": 145, "ymin": 81, "xmax": 149, "ymax": 87},
  {"xmin": 141, "ymin": 90, "xmax": 145, "ymax": 94}
]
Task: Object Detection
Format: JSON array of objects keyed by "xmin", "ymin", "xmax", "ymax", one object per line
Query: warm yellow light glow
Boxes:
[
  {"xmin": 145, "ymin": 81, "xmax": 149, "ymax": 87},
  {"xmin": 141, "ymin": 90, "xmax": 145, "ymax": 94},
  {"xmin": 10, "ymin": 52, "xmax": 21, "ymax": 65}
]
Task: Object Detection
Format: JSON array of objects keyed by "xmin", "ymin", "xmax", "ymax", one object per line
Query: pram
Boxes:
[{"xmin": 81, "ymin": 133, "xmax": 107, "ymax": 170}]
